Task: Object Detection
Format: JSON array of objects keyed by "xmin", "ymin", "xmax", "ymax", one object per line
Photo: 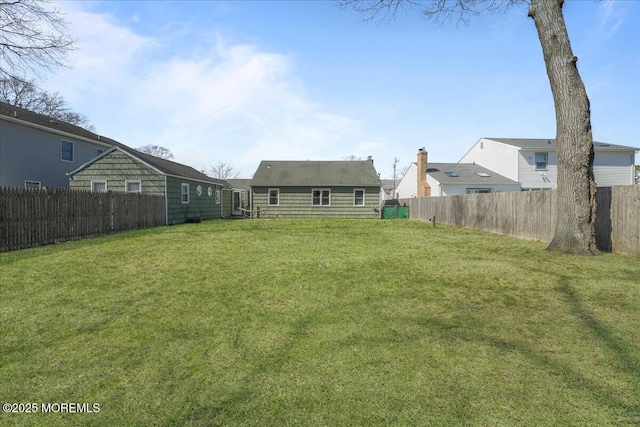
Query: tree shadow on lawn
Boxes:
[
  {"xmin": 165, "ymin": 280, "xmax": 640, "ymax": 425},
  {"xmin": 425, "ymin": 278, "xmax": 640, "ymax": 419}
]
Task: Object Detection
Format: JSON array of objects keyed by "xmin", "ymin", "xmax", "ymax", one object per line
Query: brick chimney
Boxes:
[{"xmin": 417, "ymin": 148, "xmax": 431, "ymax": 197}]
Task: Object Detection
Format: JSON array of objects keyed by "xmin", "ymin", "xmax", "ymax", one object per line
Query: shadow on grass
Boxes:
[{"xmin": 556, "ymin": 277, "xmax": 640, "ymax": 385}]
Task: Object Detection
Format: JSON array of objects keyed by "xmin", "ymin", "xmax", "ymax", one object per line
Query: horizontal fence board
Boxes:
[
  {"xmin": 400, "ymin": 185, "xmax": 640, "ymax": 257},
  {"xmin": 0, "ymin": 188, "xmax": 166, "ymax": 252}
]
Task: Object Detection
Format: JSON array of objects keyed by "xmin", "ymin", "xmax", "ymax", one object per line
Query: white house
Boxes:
[
  {"xmin": 395, "ymin": 148, "xmax": 521, "ymax": 198},
  {"xmin": 460, "ymin": 137, "xmax": 638, "ymax": 190}
]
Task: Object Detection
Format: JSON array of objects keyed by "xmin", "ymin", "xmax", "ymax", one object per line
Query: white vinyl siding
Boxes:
[{"xmin": 460, "ymin": 138, "xmax": 520, "ymax": 182}]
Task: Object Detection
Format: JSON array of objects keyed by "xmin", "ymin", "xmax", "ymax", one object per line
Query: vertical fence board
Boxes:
[
  {"xmin": 401, "ymin": 185, "xmax": 639, "ymax": 257},
  {"xmin": 0, "ymin": 188, "xmax": 166, "ymax": 252}
]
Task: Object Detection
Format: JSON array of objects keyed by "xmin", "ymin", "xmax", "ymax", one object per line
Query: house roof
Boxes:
[
  {"xmin": 69, "ymin": 146, "xmax": 230, "ymax": 187},
  {"xmin": 251, "ymin": 160, "xmax": 381, "ymax": 187},
  {"xmin": 1, "ymin": 100, "xmax": 115, "ymax": 147},
  {"xmin": 226, "ymin": 179, "xmax": 252, "ymax": 190},
  {"xmin": 485, "ymin": 137, "xmax": 639, "ymax": 151},
  {"xmin": 428, "ymin": 163, "xmax": 520, "ymax": 185},
  {"xmin": 2, "ymin": 101, "xmax": 229, "ymax": 187}
]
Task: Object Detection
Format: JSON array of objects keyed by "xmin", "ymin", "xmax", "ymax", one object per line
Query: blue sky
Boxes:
[{"xmin": 46, "ymin": 0, "xmax": 640, "ymax": 178}]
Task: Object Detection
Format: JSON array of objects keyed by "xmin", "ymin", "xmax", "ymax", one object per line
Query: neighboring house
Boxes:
[
  {"xmin": 68, "ymin": 146, "xmax": 231, "ymax": 225},
  {"xmin": 226, "ymin": 179, "xmax": 252, "ymax": 216},
  {"xmin": 396, "ymin": 149, "xmax": 520, "ymax": 198},
  {"xmin": 380, "ymin": 179, "xmax": 396, "ymax": 200},
  {"xmin": 0, "ymin": 101, "xmax": 114, "ymax": 189},
  {"xmin": 460, "ymin": 137, "xmax": 639, "ymax": 190},
  {"xmin": 250, "ymin": 160, "xmax": 382, "ymax": 218}
]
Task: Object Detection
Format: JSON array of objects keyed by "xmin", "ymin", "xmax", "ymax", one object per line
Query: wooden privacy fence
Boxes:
[
  {"xmin": 0, "ymin": 188, "xmax": 166, "ymax": 252},
  {"xmin": 400, "ymin": 185, "xmax": 640, "ymax": 257}
]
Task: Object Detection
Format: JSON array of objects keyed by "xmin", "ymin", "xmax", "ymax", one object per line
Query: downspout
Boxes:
[
  {"xmin": 164, "ymin": 175, "xmax": 169, "ymax": 225},
  {"xmin": 220, "ymin": 186, "xmax": 225, "ymax": 219}
]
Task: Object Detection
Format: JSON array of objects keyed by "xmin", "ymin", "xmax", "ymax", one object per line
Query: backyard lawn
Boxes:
[{"xmin": 1, "ymin": 219, "xmax": 639, "ymax": 426}]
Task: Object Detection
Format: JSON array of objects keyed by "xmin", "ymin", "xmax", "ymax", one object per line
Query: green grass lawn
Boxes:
[{"xmin": 1, "ymin": 219, "xmax": 639, "ymax": 426}]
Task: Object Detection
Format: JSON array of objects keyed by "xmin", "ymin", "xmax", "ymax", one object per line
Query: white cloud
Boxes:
[{"xmin": 44, "ymin": 4, "xmax": 366, "ymax": 177}]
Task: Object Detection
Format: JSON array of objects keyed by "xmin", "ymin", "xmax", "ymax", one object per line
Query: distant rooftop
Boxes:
[{"xmin": 485, "ymin": 137, "xmax": 639, "ymax": 151}]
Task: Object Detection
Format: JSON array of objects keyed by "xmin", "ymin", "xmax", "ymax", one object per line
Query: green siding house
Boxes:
[
  {"xmin": 250, "ymin": 160, "xmax": 382, "ymax": 218},
  {"xmin": 68, "ymin": 146, "xmax": 230, "ymax": 225}
]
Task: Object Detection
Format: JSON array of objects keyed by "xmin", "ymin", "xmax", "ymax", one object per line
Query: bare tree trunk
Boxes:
[{"xmin": 528, "ymin": 0, "xmax": 598, "ymax": 255}]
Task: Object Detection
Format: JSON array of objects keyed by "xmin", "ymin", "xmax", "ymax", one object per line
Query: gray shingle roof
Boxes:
[
  {"xmin": 226, "ymin": 179, "xmax": 252, "ymax": 190},
  {"xmin": 428, "ymin": 163, "xmax": 519, "ymax": 185},
  {"xmin": 2, "ymin": 101, "xmax": 229, "ymax": 187},
  {"xmin": 251, "ymin": 160, "xmax": 381, "ymax": 187},
  {"xmin": 485, "ymin": 137, "xmax": 639, "ymax": 151}
]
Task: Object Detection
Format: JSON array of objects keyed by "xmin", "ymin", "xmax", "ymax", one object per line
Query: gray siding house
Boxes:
[
  {"xmin": 0, "ymin": 101, "xmax": 113, "ymax": 189},
  {"xmin": 68, "ymin": 146, "xmax": 231, "ymax": 225},
  {"xmin": 250, "ymin": 160, "xmax": 382, "ymax": 218}
]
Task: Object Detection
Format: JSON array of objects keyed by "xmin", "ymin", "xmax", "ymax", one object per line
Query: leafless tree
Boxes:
[
  {"xmin": 0, "ymin": 76, "xmax": 93, "ymax": 130},
  {"xmin": 0, "ymin": 0, "xmax": 74, "ymax": 81},
  {"xmin": 136, "ymin": 145, "xmax": 174, "ymax": 160},
  {"xmin": 343, "ymin": 154, "xmax": 363, "ymax": 161},
  {"xmin": 205, "ymin": 161, "xmax": 240, "ymax": 180},
  {"xmin": 342, "ymin": 0, "xmax": 599, "ymax": 254}
]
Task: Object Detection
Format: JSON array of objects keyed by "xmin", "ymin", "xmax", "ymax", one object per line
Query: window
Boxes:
[
  {"xmin": 467, "ymin": 188, "xmax": 491, "ymax": 194},
  {"xmin": 196, "ymin": 185, "xmax": 203, "ymax": 196},
  {"xmin": 126, "ymin": 180, "xmax": 141, "ymax": 193},
  {"xmin": 535, "ymin": 152, "xmax": 548, "ymax": 170},
  {"xmin": 208, "ymin": 187, "xmax": 213, "ymax": 197},
  {"xmin": 92, "ymin": 180, "xmax": 107, "ymax": 192},
  {"xmin": 181, "ymin": 183, "xmax": 189, "ymax": 203},
  {"xmin": 25, "ymin": 181, "xmax": 41, "ymax": 190},
  {"xmin": 445, "ymin": 171, "xmax": 459, "ymax": 177},
  {"xmin": 312, "ymin": 189, "xmax": 330, "ymax": 206},
  {"xmin": 215, "ymin": 189, "xmax": 221, "ymax": 204},
  {"xmin": 61, "ymin": 140, "xmax": 74, "ymax": 162},
  {"xmin": 354, "ymin": 189, "xmax": 365, "ymax": 206},
  {"xmin": 475, "ymin": 172, "xmax": 491, "ymax": 177},
  {"xmin": 268, "ymin": 188, "xmax": 279, "ymax": 206}
]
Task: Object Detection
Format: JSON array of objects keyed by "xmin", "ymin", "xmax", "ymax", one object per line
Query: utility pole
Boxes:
[{"xmin": 392, "ymin": 158, "xmax": 399, "ymax": 199}]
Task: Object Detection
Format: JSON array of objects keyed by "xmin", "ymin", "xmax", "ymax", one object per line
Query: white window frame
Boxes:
[
  {"xmin": 467, "ymin": 188, "xmax": 491, "ymax": 194},
  {"xmin": 125, "ymin": 180, "xmax": 142, "ymax": 193},
  {"xmin": 91, "ymin": 180, "xmax": 107, "ymax": 192},
  {"xmin": 535, "ymin": 152, "xmax": 548, "ymax": 170},
  {"xmin": 215, "ymin": 189, "xmax": 221, "ymax": 204},
  {"xmin": 312, "ymin": 188, "xmax": 331, "ymax": 206},
  {"xmin": 61, "ymin": 140, "xmax": 74, "ymax": 162},
  {"xmin": 181, "ymin": 183, "xmax": 190, "ymax": 204},
  {"xmin": 268, "ymin": 188, "xmax": 280, "ymax": 206},
  {"xmin": 353, "ymin": 188, "xmax": 365, "ymax": 206},
  {"xmin": 25, "ymin": 181, "xmax": 41, "ymax": 190}
]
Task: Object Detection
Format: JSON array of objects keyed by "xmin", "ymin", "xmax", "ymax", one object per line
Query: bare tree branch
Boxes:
[
  {"xmin": 0, "ymin": 75, "xmax": 94, "ymax": 130},
  {"xmin": 204, "ymin": 162, "xmax": 240, "ymax": 180},
  {"xmin": 0, "ymin": 0, "xmax": 75, "ymax": 80},
  {"xmin": 136, "ymin": 145, "xmax": 175, "ymax": 160}
]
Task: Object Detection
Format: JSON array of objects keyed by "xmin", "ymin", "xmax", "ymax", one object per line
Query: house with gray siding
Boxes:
[
  {"xmin": 250, "ymin": 160, "xmax": 381, "ymax": 218},
  {"xmin": 68, "ymin": 146, "xmax": 231, "ymax": 225},
  {"xmin": 0, "ymin": 101, "xmax": 114, "ymax": 189},
  {"xmin": 460, "ymin": 137, "xmax": 639, "ymax": 190}
]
